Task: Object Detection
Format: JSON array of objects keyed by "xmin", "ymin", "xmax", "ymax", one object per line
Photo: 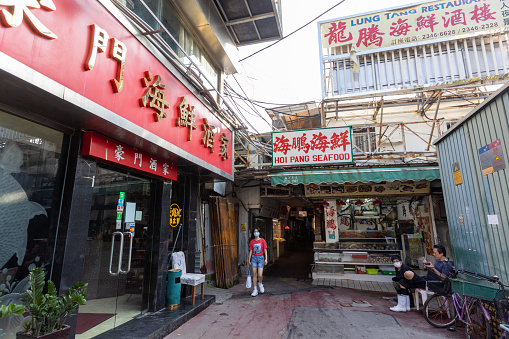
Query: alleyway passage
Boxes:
[
  {"xmin": 264, "ymin": 241, "xmax": 314, "ymax": 280},
  {"xmin": 164, "ymin": 283, "xmax": 463, "ymax": 339}
]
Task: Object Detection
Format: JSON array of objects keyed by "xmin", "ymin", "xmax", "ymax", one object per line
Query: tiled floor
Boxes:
[
  {"xmin": 312, "ymin": 278, "xmax": 395, "ymax": 293},
  {"xmin": 76, "ymin": 294, "xmax": 143, "ymax": 339}
]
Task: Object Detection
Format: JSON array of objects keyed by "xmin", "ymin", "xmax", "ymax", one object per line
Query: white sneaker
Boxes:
[
  {"xmin": 258, "ymin": 283, "xmax": 265, "ymax": 293},
  {"xmin": 251, "ymin": 288, "xmax": 258, "ymax": 297}
]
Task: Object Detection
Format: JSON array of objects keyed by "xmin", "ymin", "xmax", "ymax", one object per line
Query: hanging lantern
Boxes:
[
  {"xmin": 355, "ymin": 199, "xmax": 363, "ymax": 205},
  {"xmin": 321, "ymin": 201, "xmax": 330, "ymax": 207},
  {"xmin": 373, "ymin": 199, "xmax": 382, "ymax": 206},
  {"xmin": 284, "ymin": 226, "xmax": 290, "ymax": 230},
  {"xmin": 337, "ymin": 200, "xmax": 346, "ymax": 206}
]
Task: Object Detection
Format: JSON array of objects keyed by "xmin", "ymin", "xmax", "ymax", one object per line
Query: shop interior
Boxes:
[{"xmin": 268, "ymin": 181, "xmax": 433, "ymax": 282}]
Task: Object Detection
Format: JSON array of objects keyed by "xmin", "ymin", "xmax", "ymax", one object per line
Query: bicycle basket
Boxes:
[{"xmin": 450, "ymin": 278, "xmax": 501, "ymax": 300}]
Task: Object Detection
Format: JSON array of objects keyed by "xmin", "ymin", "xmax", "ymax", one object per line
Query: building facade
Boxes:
[{"xmin": 0, "ymin": 0, "xmax": 282, "ymax": 338}]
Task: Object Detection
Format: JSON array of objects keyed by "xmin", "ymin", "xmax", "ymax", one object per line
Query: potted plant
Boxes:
[
  {"xmin": 17, "ymin": 267, "xmax": 87, "ymax": 339},
  {"xmin": 0, "ymin": 304, "xmax": 25, "ymax": 319}
]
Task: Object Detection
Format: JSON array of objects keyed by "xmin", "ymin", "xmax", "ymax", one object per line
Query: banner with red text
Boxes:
[
  {"xmin": 272, "ymin": 127, "xmax": 353, "ymax": 167},
  {"xmin": 320, "ymin": 0, "xmax": 508, "ymax": 52},
  {"xmin": 324, "ymin": 200, "xmax": 339, "ymax": 242},
  {"xmin": 82, "ymin": 131, "xmax": 178, "ymax": 180}
]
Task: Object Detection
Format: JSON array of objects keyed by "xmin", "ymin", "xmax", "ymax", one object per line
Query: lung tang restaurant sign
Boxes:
[
  {"xmin": 0, "ymin": 0, "xmax": 232, "ymax": 177},
  {"xmin": 320, "ymin": 0, "xmax": 508, "ymax": 51},
  {"xmin": 82, "ymin": 131, "xmax": 177, "ymax": 181},
  {"xmin": 272, "ymin": 127, "xmax": 353, "ymax": 167}
]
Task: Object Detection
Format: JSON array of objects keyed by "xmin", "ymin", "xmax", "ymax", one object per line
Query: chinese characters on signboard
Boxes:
[
  {"xmin": 82, "ymin": 131, "xmax": 178, "ymax": 180},
  {"xmin": 83, "ymin": 25, "xmax": 230, "ymax": 163},
  {"xmin": 0, "ymin": 0, "xmax": 58, "ymax": 39},
  {"xmin": 320, "ymin": 0, "xmax": 507, "ymax": 51},
  {"xmin": 324, "ymin": 201, "xmax": 339, "ymax": 242},
  {"xmin": 272, "ymin": 127, "xmax": 352, "ymax": 166},
  {"xmin": 479, "ymin": 139, "xmax": 506, "ymax": 175},
  {"xmin": 305, "ymin": 181, "xmax": 430, "ymax": 197},
  {"xmin": 169, "ymin": 203, "xmax": 182, "ymax": 228}
]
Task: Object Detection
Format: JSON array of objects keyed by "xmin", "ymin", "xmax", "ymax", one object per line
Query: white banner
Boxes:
[
  {"xmin": 324, "ymin": 200, "xmax": 339, "ymax": 242},
  {"xmin": 320, "ymin": 0, "xmax": 508, "ymax": 52},
  {"xmin": 272, "ymin": 127, "xmax": 353, "ymax": 166}
]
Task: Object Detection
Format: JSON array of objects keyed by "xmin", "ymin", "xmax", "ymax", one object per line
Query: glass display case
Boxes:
[{"xmin": 313, "ymin": 229, "xmax": 402, "ymax": 276}]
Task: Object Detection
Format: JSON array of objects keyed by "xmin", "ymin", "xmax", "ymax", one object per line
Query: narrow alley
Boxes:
[{"xmin": 164, "ymin": 248, "xmax": 463, "ymax": 339}]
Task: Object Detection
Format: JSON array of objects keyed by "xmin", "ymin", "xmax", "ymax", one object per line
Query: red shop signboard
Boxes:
[
  {"xmin": 82, "ymin": 131, "xmax": 177, "ymax": 180},
  {"xmin": 0, "ymin": 0, "xmax": 232, "ymax": 176}
]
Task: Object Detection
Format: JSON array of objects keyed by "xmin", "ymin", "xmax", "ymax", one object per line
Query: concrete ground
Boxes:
[{"xmin": 164, "ymin": 245, "xmax": 462, "ymax": 339}]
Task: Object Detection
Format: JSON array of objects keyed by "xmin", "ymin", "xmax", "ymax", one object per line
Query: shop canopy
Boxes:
[{"xmin": 270, "ymin": 166, "xmax": 441, "ymax": 186}]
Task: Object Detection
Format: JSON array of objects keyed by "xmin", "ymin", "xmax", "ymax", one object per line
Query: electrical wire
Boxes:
[{"xmin": 239, "ymin": 0, "xmax": 347, "ymax": 62}]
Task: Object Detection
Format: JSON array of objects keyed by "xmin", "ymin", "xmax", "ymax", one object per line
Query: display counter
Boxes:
[{"xmin": 313, "ymin": 230, "xmax": 401, "ymax": 282}]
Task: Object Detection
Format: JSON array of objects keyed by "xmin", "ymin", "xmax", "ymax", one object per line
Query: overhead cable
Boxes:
[{"xmin": 239, "ymin": 0, "xmax": 347, "ymax": 62}]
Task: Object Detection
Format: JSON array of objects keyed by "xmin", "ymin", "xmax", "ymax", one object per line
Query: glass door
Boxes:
[{"xmin": 77, "ymin": 166, "xmax": 152, "ymax": 338}]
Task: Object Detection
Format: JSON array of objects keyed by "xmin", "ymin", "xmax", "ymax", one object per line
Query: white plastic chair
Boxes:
[{"xmin": 171, "ymin": 251, "xmax": 206, "ymax": 305}]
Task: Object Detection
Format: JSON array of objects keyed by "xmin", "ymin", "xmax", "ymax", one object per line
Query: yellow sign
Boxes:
[
  {"xmin": 169, "ymin": 203, "xmax": 182, "ymax": 228},
  {"xmin": 240, "ymin": 224, "xmax": 247, "ymax": 232},
  {"xmin": 453, "ymin": 162, "xmax": 462, "ymax": 185},
  {"xmin": 320, "ymin": 0, "xmax": 507, "ymax": 51}
]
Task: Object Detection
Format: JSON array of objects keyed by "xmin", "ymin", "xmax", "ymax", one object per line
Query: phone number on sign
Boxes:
[{"xmin": 422, "ymin": 30, "xmax": 456, "ymax": 39}]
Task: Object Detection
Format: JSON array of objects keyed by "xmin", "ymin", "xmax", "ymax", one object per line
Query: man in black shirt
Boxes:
[
  {"xmin": 390, "ymin": 255, "xmax": 422, "ymax": 312},
  {"xmin": 390, "ymin": 244, "xmax": 454, "ymax": 312}
]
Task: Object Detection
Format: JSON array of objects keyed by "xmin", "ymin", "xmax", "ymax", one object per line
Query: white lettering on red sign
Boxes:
[
  {"xmin": 149, "ymin": 158, "xmax": 157, "ymax": 172},
  {"xmin": 115, "ymin": 145, "xmax": 125, "ymax": 161},
  {"xmin": 134, "ymin": 153, "xmax": 142, "ymax": 167}
]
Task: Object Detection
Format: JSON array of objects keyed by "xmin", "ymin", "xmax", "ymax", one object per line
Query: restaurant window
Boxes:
[
  {"xmin": 0, "ymin": 111, "xmax": 65, "ymax": 338},
  {"xmin": 352, "ymin": 127, "xmax": 376, "ymax": 154},
  {"xmin": 127, "ymin": 0, "xmax": 220, "ymax": 88}
]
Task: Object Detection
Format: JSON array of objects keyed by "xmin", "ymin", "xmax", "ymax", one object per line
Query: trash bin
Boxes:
[{"xmin": 166, "ymin": 269, "xmax": 182, "ymax": 308}]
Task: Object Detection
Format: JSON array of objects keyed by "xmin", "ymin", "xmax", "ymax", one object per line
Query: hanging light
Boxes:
[
  {"xmin": 373, "ymin": 199, "xmax": 382, "ymax": 206},
  {"xmin": 337, "ymin": 200, "xmax": 346, "ymax": 206},
  {"xmin": 285, "ymin": 225, "xmax": 290, "ymax": 230},
  {"xmin": 355, "ymin": 199, "xmax": 364, "ymax": 205},
  {"xmin": 321, "ymin": 201, "xmax": 330, "ymax": 207}
]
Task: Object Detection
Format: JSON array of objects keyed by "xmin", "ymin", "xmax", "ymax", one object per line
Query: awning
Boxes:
[{"xmin": 270, "ymin": 166, "xmax": 441, "ymax": 186}]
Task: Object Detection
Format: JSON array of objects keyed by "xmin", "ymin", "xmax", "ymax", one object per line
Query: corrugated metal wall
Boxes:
[{"xmin": 436, "ymin": 89, "xmax": 509, "ymax": 283}]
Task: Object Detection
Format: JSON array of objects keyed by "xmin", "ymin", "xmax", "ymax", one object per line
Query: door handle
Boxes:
[
  {"xmin": 119, "ymin": 232, "xmax": 133, "ymax": 274},
  {"xmin": 109, "ymin": 231, "xmax": 124, "ymax": 276}
]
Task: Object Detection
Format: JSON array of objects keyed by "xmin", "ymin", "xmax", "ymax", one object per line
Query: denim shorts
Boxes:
[{"xmin": 251, "ymin": 255, "xmax": 264, "ymax": 268}]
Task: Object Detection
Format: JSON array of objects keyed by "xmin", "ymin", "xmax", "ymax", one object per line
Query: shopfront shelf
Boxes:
[
  {"xmin": 314, "ymin": 248, "xmax": 400, "ymax": 252},
  {"xmin": 315, "ymin": 261, "xmax": 394, "ymax": 266}
]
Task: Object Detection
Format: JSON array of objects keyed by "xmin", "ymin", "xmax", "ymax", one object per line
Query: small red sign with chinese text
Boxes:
[{"xmin": 82, "ymin": 131, "xmax": 177, "ymax": 180}]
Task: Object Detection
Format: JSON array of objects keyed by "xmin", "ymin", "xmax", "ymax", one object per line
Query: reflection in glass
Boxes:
[{"xmin": 0, "ymin": 111, "xmax": 63, "ymax": 338}]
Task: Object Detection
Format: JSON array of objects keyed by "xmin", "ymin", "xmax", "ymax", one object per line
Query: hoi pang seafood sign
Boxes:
[{"xmin": 272, "ymin": 127, "xmax": 353, "ymax": 167}]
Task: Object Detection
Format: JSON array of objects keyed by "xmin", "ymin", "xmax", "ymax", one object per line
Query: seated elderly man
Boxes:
[{"xmin": 390, "ymin": 244, "xmax": 454, "ymax": 312}]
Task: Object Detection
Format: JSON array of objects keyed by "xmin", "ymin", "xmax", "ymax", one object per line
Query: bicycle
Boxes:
[{"xmin": 422, "ymin": 269, "xmax": 509, "ymax": 339}]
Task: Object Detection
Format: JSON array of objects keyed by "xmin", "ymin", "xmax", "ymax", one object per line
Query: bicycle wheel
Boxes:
[
  {"xmin": 423, "ymin": 293, "xmax": 457, "ymax": 328},
  {"xmin": 466, "ymin": 299, "xmax": 492, "ymax": 339}
]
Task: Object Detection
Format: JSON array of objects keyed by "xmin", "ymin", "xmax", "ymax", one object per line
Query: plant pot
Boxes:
[{"xmin": 16, "ymin": 325, "xmax": 71, "ymax": 339}]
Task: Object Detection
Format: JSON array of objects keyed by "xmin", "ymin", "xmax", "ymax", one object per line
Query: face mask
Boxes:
[
  {"xmin": 394, "ymin": 262, "xmax": 402, "ymax": 268},
  {"xmin": 254, "ymin": 232, "xmax": 260, "ymax": 237}
]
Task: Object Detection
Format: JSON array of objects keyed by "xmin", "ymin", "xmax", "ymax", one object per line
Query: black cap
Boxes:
[{"xmin": 391, "ymin": 255, "xmax": 402, "ymax": 261}]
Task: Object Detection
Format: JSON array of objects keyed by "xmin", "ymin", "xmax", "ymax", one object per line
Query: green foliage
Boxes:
[
  {"xmin": 0, "ymin": 304, "xmax": 25, "ymax": 319},
  {"xmin": 21, "ymin": 267, "xmax": 87, "ymax": 337}
]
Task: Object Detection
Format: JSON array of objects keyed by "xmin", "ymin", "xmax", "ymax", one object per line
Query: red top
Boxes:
[{"xmin": 249, "ymin": 238, "xmax": 267, "ymax": 256}]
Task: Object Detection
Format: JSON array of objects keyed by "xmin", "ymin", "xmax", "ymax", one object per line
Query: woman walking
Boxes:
[{"xmin": 248, "ymin": 228, "xmax": 268, "ymax": 297}]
